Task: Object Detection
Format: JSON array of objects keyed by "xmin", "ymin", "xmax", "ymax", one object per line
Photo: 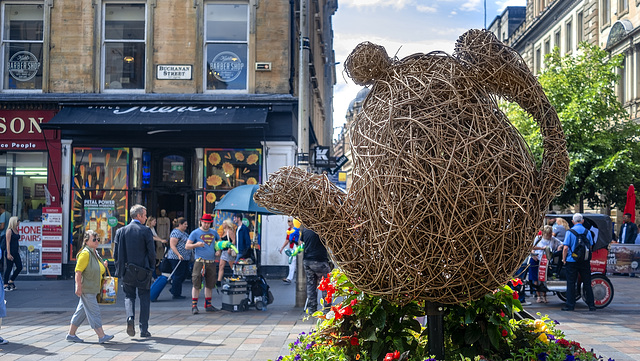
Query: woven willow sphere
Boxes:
[{"xmin": 255, "ymin": 29, "xmax": 569, "ymax": 305}]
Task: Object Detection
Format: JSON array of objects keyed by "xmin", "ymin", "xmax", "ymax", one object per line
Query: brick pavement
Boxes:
[{"xmin": 0, "ymin": 275, "xmax": 638, "ymax": 360}]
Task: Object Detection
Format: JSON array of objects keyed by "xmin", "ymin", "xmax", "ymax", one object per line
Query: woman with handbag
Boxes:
[{"xmin": 66, "ymin": 230, "xmax": 114, "ymax": 343}]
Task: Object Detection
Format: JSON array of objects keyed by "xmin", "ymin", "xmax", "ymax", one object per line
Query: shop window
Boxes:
[
  {"xmin": 204, "ymin": 3, "xmax": 249, "ymax": 92},
  {"xmin": 102, "ymin": 3, "xmax": 146, "ymax": 91},
  {"xmin": 1, "ymin": 3, "xmax": 44, "ymax": 91},
  {"xmin": 162, "ymin": 155, "xmax": 186, "ymax": 183},
  {"xmin": 203, "ymin": 148, "xmax": 261, "ymax": 214},
  {"xmin": 0, "ymin": 151, "xmax": 48, "ymax": 222},
  {"xmin": 71, "ymin": 147, "xmax": 130, "ymax": 261}
]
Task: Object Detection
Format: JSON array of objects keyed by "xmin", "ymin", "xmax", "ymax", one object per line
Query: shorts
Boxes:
[
  {"xmin": 191, "ymin": 260, "xmax": 217, "ymax": 289},
  {"xmin": 220, "ymin": 249, "xmax": 235, "ymax": 263}
]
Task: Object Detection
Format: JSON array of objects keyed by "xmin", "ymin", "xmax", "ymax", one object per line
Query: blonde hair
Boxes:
[
  {"xmin": 146, "ymin": 216, "xmax": 156, "ymax": 227},
  {"xmin": 555, "ymin": 217, "xmax": 569, "ymax": 230},
  {"xmin": 542, "ymin": 225, "xmax": 553, "ymax": 238},
  {"xmin": 7, "ymin": 216, "xmax": 19, "ymax": 232},
  {"xmin": 222, "ymin": 219, "xmax": 236, "ymax": 231}
]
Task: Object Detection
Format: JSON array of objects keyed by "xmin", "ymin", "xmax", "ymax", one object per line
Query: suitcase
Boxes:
[{"xmin": 150, "ymin": 260, "xmax": 181, "ymax": 302}]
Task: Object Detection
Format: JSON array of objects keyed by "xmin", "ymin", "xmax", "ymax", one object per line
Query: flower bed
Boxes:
[{"xmin": 273, "ymin": 270, "xmax": 612, "ymax": 361}]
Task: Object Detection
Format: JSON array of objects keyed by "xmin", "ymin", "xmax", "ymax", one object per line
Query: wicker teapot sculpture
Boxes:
[{"xmin": 254, "ymin": 29, "xmax": 569, "ymax": 305}]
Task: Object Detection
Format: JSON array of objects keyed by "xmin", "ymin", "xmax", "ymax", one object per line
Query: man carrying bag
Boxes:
[{"xmin": 114, "ymin": 204, "xmax": 155, "ymax": 338}]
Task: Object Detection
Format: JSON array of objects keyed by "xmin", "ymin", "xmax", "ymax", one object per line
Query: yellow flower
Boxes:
[
  {"xmin": 207, "ymin": 175, "xmax": 223, "ymax": 187},
  {"xmin": 247, "ymin": 177, "xmax": 257, "ymax": 185},
  {"xmin": 206, "ymin": 193, "xmax": 217, "ymax": 204},
  {"xmin": 208, "ymin": 152, "xmax": 221, "ymax": 166},
  {"xmin": 533, "ymin": 320, "xmax": 547, "ymax": 333},
  {"xmin": 537, "ymin": 333, "xmax": 549, "ymax": 344},
  {"xmin": 222, "ymin": 162, "xmax": 235, "ymax": 176},
  {"xmin": 235, "ymin": 152, "xmax": 245, "ymax": 161},
  {"xmin": 246, "ymin": 153, "xmax": 259, "ymax": 165}
]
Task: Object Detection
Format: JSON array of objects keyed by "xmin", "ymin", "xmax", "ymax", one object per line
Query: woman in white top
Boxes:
[{"xmin": 530, "ymin": 225, "xmax": 563, "ymax": 303}]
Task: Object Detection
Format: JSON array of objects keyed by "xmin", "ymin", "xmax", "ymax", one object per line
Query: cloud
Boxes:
[
  {"xmin": 416, "ymin": 5, "xmax": 437, "ymax": 13},
  {"xmin": 460, "ymin": 0, "xmax": 483, "ymax": 12}
]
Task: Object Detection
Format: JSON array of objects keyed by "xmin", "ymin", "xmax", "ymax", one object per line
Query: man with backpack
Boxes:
[{"xmin": 561, "ymin": 213, "xmax": 596, "ymax": 311}]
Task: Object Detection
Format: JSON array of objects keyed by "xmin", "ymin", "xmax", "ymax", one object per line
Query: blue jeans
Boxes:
[
  {"xmin": 167, "ymin": 259, "xmax": 189, "ymax": 297},
  {"xmin": 565, "ymin": 261, "xmax": 595, "ymax": 309}
]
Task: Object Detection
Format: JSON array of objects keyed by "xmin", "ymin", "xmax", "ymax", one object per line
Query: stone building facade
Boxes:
[{"xmin": 0, "ymin": 0, "xmax": 337, "ymax": 276}]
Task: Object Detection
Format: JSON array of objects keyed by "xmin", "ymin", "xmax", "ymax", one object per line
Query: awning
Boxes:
[{"xmin": 43, "ymin": 105, "xmax": 268, "ymax": 131}]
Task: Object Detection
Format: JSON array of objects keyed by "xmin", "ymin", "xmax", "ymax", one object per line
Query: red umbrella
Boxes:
[{"xmin": 624, "ymin": 184, "xmax": 636, "ymax": 223}]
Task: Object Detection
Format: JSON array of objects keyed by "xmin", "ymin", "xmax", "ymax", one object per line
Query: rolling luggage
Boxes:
[{"xmin": 150, "ymin": 260, "xmax": 181, "ymax": 302}]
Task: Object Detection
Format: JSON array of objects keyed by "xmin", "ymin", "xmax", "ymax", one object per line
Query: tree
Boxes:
[{"xmin": 503, "ymin": 43, "xmax": 640, "ymax": 212}]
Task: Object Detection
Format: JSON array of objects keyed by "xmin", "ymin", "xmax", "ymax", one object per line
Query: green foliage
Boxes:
[
  {"xmin": 271, "ymin": 270, "xmax": 606, "ymax": 361},
  {"xmin": 503, "ymin": 43, "xmax": 640, "ymax": 209}
]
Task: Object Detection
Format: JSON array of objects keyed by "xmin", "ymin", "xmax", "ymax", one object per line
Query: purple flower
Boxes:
[
  {"xmin": 554, "ymin": 320, "xmax": 560, "ymax": 325},
  {"xmin": 537, "ymin": 352, "xmax": 547, "ymax": 361},
  {"xmin": 305, "ymin": 343, "xmax": 314, "ymax": 350},
  {"xmin": 564, "ymin": 355, "xmax": 575, "ymax": 361},
  {"xmin": 424, "ymin": 359, "xmax": 437, "ymax": 361},
  {"xmin": 608, "ymin": 359, "xmax": 615, "ymax": 361},
  {"xmin": 547, "ymin": 334, "xmax": 555, "ymax": 341},
  {"xmin": 294, "ymin": 355, "xmax": 301, "ymax": 361},
  {"xmin": 276, "ymin": 357, "xmax": 283, "ymax": 361},
  {"xmin": 293, "ymin": 339, "xmax": 301, "ymax": 346}
]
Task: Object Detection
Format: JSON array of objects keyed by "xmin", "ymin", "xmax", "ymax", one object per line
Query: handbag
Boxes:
[
  {"xmin": 97, "ymin": 266, "xmax": 118, "ymax": 304},
  {"xmin": 123, "ymin": 263, "xmax": 153, "ymax": 289}
]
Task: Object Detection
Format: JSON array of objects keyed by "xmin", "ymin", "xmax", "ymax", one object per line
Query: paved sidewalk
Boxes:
[
  {"xmin": 0, "ymin": 277, "xmax": 313, "ymax": 361},
  {"xmin": 0, "ymin": 275, "xmax": 638, "ymax": 360}
]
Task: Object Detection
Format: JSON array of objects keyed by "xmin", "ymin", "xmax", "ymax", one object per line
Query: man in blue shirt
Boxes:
[
  {"xmin": 186, "ymin": 214, "xmax": 220, "ymax": 314},
  {"xmin": 561, "ymin": 213, "xmax": 596, "ymax": 311}
]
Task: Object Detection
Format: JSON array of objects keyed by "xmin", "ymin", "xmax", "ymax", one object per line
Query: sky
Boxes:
[{"xmin": 331, "ymin": 0, "xmax": 526, "ymax": 140}]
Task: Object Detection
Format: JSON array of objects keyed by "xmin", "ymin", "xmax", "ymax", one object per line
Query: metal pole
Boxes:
[
  {"xmin": 426, "ymin": 302, "xmax": 445, "ymax": 360},
  {"xmin": 297, "ymin": 0, "xmax": 310, "ymax": 169}
]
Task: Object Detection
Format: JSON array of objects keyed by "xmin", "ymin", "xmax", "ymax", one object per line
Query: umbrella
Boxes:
[
  {"xmin": 624, "ymin": 185, "xmax": 636, "ymax": 223},
  {"xmin": 214, "ymin": 185, "xmax": 273, "ymax": 268},
  {"xmin": 214, "ymin": 184, "xmax": 273, "ymax": 215}
]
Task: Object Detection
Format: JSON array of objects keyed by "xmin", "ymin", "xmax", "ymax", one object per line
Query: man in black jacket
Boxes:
[
  {"xmin": 114, "ymin": 204, "xmax": 155, "ymax": 337},
  {"xmin": 302, "ymin": 227, "xmax": 331, "ymax": 313},
  {"xmin": 619, "ymin": 213, "xmax": 638, "ymax": 245}
]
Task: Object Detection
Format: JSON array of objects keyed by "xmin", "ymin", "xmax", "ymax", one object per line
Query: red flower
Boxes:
[
  {"xmin": 318, "ymin": 276, "xmax": 330, "ymax": 291},
  {"xmin": 500, "ymin": 310, "xmax": 505, "ymax": 317},
  {"xmin": 350, "ymin": 299, "xmax": 358, "ymax": 306},
  {"xmin": 331, "ymin": 305, "xmax": 343, "ymax": 320},
  {"xmin": 384, "ymin": 353, "xmax": 394, "ymax": 361},
  {"xmin": 512, "ymin": 291, "xmax": 519, "ymax": 300},
  {"xmin": 339, "ymin": 305, "xmax": 354, "ymax": 317},
  {"xmin": 501, "ymin": 329, "xmax": 508, "ymax": 337},
  {"xmin": 512, "ymin": 278, "xmax": 523, "ymax": 286},
  {"xmin": 393, "ymin": 350, "xmax": 400, "ymax": 359},
  {"xmin": 350, "ymin": 336, "xmax": 359, "ymax": 346},
  {"xmin": 325, "ymin": 295, "xmax": 333, "ymax": 304}
]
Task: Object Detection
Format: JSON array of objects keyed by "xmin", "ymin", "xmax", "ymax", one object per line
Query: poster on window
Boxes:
[
  {"xmin": 71, "ymin": 147, "xmax": 129, "ymax": 261},
  {"xmin": 17, "ymin": 222, "xmax": 43, "ymax": 276}
]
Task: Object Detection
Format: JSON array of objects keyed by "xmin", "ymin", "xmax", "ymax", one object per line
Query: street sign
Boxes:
[
  {"xmin": 314, "ymin": 146, "xmax": 330, "ymax": 167},
  {"xmin": 329, "ymin": 155, "xmax": 348, "ymax": 174}
]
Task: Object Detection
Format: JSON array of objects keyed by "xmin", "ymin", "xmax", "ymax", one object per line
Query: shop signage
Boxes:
[
  {"xmin": 107, "ymin": 105, "xmax": 223, "ymax": 114},
  {"xmin": 41, "ymin": 207, "xmax": 62, "ymax": 275},
  {"xmin": 157, "ymin": 64, "xmax": 192, "ymax": 80},
  {"xmin": 210, "ymin": 51, "xmax": 245, "ymax": 82},
  {"xmin": 329, "ymin": 155, "xmax": 349, "ymax": 174},
  {"xmin": 314, "ymin": 146, "xmax": 330, "ymax": 167},
  {"xmin": 7, "ymin": 51, "xmax": 40, "ymax": 81},
  {"xmin": 0, "ymin": 110, "xmax": 58, "ymax": 144}
]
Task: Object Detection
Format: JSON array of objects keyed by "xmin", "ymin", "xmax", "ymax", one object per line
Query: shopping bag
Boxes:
[{"xmin": 97, "ymin": 267, "xmax": 118, "ymax": 304}]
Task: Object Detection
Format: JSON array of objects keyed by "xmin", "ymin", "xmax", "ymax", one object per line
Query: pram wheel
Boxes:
[
  {"xmin": 240, "ymin": 299, "xmax": 249, "ymax": 312},
  {"xmin": 255, "ymin": 300, "xmax": 265, "ymax": 310}
]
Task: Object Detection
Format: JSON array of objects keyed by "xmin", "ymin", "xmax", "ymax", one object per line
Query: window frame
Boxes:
[
  {"xmin": 203, "ymin": 1, "xmax": 250, "ymax": 93},
  {"xmin": 565, "ymin": 19, "xmax": 573, "ymax": 55},
  {"xmin": 618, "ymin": 0, "xmax": 629, "ymax": 17},
  {"xmin": 576, "ymin": 11, "xmax": 584, "ymax": 44},
  {"xmin": 602, "ymin": 0, "xmax": 611, "ymax": 28},
  {"xmin": 100, "ymin": 1, "xmax": 147, "ymax": 93},
  {"xmin": 0, "ymin": 1, "xmax": 45, "ymax": 93}
]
